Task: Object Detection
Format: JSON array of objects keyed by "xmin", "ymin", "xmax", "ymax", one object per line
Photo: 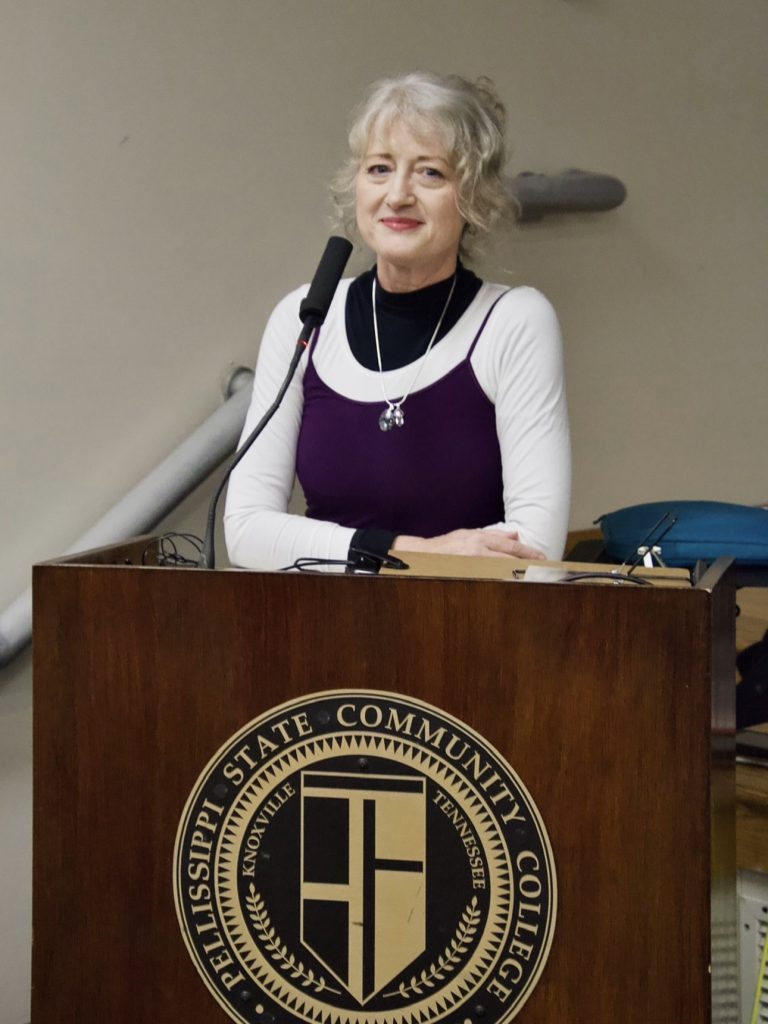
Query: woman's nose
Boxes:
[{"xmin": 386, "ymin": 171, "xmax": 414, "ymax": 207}]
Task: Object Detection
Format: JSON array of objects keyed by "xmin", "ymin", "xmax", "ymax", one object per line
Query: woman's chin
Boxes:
[{"xmin": 373, "ymin": 235, "xmax": 425, "ymax": 262}]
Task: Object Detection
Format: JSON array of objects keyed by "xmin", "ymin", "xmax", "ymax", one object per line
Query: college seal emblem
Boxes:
[{"xmin": 174, "ymin": 691, "xmax": 556, "ymax": 1024}]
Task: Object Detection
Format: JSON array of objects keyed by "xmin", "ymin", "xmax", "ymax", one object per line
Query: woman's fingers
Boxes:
[
  {"xmin": 471, "ymin": 530, "xmax": 547, "ymax": 559},
  {"xmin": 394, "ymin": 530, "xmax": 547, "ymax": 559}
]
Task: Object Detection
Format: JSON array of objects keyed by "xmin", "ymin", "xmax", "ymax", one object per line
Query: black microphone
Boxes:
[
  {"xmin": 198, "ymin": 236, "xmax": 353, "ymax": 569},
  {"xmin": 298, "ymin": 236, "xmax": 354, "ymax": 339}
]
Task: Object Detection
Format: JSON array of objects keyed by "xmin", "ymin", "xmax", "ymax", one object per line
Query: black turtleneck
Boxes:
[
  {"xmin": 344, "ymin": 263, "xmax": 483, "ymax": 570},
  {"xmin": 345, "ymin": 263, "xmax": 483, "ymax": 371}
]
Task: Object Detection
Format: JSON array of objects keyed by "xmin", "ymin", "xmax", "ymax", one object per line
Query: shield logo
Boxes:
[{"xmin": 300, "ymin": 771, "xmax": 426, "ymax": 1003}]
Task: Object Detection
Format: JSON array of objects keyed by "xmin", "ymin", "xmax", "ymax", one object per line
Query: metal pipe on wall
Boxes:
[
  {"xmin": 0, "ymin": 367, "xmax": 254, "ymax": 668},
  {"xmin": 514, "ymin": 169, "xmax": 627, "ymax": 222}
]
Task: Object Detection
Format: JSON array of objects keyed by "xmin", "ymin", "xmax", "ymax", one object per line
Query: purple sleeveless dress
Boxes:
[{"xmin": 295, "ymin": 296, "xmax": 507, "ymax": 537}]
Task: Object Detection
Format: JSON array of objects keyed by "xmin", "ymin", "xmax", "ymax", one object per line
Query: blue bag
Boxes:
[{"xmin": 597, "ymin": 501, "xmax": 768, "ymax": 568}]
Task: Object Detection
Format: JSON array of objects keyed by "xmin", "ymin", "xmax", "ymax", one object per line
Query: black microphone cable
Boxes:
[{"xmin": 198, "ymin": 236, "xmax": 353, "ymax": 569}]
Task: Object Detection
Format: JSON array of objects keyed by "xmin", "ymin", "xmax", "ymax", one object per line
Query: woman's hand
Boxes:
[{"xmin": 392, "ymin": 529, "xmax": 546, "ymax": 560}]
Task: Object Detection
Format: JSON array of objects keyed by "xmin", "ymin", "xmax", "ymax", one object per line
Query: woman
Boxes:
[{"xmin": 225, "ymin": 72, "xmax": 570, "ymax": 570}]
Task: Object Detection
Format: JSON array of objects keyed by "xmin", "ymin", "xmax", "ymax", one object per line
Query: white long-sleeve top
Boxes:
[{"xmin": 225, "ymin": 278, "xmax": 571, "ymax": 569}]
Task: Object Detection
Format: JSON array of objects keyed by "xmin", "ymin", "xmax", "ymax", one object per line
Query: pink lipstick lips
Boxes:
[{"xmin": 380, "ymin": 217, "xmax": 422, "ymax": 231}]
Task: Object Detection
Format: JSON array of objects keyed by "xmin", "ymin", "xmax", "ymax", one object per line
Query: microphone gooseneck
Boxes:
[{"xmin": 199, "ymin": 236, "xmax": 353, "ymax": 569}]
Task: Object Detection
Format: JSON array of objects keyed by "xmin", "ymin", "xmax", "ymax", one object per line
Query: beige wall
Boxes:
[{"xmin": 1, "ymin": 2, "xmax": 766, "ymax": 1020}]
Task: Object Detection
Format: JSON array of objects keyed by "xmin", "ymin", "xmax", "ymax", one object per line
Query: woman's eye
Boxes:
[
  {"xmin": 367, "ymin": 164, "xmax": 390, "ymax": 176},
  {"xmin": 421, "ymin": 166, "xmax": 445, "ymax": 180}
]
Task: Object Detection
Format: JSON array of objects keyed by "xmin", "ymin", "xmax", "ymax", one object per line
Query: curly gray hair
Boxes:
[{"xmin": 333, "ymin": 72, "xmax": 512, "ymax": 254}]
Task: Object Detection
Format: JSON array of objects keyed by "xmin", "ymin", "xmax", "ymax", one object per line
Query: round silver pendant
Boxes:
[{"xmin": 378, "ymin": 406, "xmax": 404, "ymax": 431}]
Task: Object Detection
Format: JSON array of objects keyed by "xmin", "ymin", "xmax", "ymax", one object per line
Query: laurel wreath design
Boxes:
[
  {"xmin": 383, "ymin": 895, "xmax": 481, "ymax": 999},
  {"xmin": 246, "ymin": 885, "xmax": 340, "ymax": 994}
]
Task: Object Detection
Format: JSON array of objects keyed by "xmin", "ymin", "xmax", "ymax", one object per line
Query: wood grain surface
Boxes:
[{"xmin": 31, "ymin": 549, "xmax": 736, "ymax": 1023}]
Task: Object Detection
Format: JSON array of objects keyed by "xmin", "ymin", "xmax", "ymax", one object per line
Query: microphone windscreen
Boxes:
[{"xmin": 299, "ymin": 236, "xmax": 354, "ymax": 325}]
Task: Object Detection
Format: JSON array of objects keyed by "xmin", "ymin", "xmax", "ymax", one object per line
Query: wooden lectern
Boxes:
[{"xmin": 32, "ymin": 541, "xmax": 737, "ymax": 1023}]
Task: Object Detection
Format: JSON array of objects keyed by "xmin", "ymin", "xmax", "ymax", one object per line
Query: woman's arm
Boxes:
[
  {"xmin": 486, "ymin": 286, "xmax": 571, "ymax": 558},
  {"xmin": 224, "ymin": 287, "xmax": 356, "ymax": 570}
]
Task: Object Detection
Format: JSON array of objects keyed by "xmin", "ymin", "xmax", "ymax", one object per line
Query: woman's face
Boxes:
[{"xmin": 355, "ymin": 120, "xmax": 465, "ymax": 291}]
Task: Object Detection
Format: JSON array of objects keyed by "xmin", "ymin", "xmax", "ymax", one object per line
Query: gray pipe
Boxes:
[
  {"xmin": 0, "ymin": 366, "xmax": 254, "ymax": 668},
  {"xmin": 513, "ymin": 169, "xmax": 627, "ymax": 222}
]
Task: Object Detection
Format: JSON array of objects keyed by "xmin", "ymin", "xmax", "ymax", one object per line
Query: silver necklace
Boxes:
[{"xmin": 372, "ymin": 273, "xmax": 457, "ymax": 431}]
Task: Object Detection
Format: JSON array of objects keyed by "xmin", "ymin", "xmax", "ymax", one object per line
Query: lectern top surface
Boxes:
[{"xmin": 383, "ymin": 551, "xmax": 692, "ymax": 588}]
